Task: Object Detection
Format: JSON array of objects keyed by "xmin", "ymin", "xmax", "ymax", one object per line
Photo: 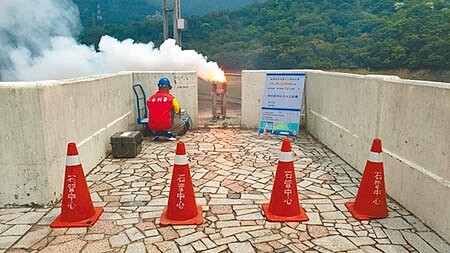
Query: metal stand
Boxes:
[{"xmin": 211, "ymin": 83, "xmax": 227, "ymax": 120}]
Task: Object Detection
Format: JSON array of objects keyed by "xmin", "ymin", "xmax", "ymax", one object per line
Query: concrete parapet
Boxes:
[
  {"xmin": 0, "ymin": 73, "xmax": 134, "ymax": 206},
  {"xmin": 1, "ymin": 69, "xmax": 448, "ymax": 241},
  {"xmin": 378, "ymin": 78, "xmax": 450, "ymax": 240},
  {"xmin": 0, "ymin": 71, "xmax": 198, "ymax": 206},
  {"xmin": 241, "ymin": 70, "xmax": 450, "ymax": 241}
]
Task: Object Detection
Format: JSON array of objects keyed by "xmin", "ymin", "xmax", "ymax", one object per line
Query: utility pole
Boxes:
[
  {"xmin": 162, "ymin": 0, "xmax": 186, "ymax": 46},
  {"xmin": 162, "ymin": 0, "xmax": 171, "ymax": 41},
  {"xmin": 96, "ymin": 1, "xmax": 103, "ymax": 25},
  {"xmin": 173, "ymin": 0, "xmax": 182, "ymax": 45}
]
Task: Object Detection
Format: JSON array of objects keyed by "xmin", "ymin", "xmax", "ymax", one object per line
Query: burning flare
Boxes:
[
  {"xmin": 198, "ymin": 62, "xmax": 227, "ymax": 83},
  {"xmin": 211, "ymin": 69, "xmax": 227, "ymax": 83}
]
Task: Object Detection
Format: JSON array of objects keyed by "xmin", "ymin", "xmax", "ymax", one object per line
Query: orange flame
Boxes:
[{"xmin": 208, "ymin": 68, "xmax": 226, "ymax": 83}]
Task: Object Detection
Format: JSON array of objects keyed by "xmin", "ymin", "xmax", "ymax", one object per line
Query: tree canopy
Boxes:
[
  {"xmin": 78, "ymin": 0, "xmax": 450, "ymax": 70},
  {"xmin": 73, "ymin": 0, "xmax": 263, "ymax": 28}
]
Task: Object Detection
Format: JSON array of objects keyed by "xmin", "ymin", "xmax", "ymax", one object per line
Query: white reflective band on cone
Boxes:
[
  {"xmin": 66, "ymin": 155, "xmax": 81, "ymax": 166},
  {"xmin": 368, "ymin": 151, "xmax": 382, "ymax": 163},
  {"xmin": 279, "ymin": 151, "xmax": 293, "ymax": 162},
  {"xmin": 174, "ymin": 155, "xmax": 188, "ymax": 165}
]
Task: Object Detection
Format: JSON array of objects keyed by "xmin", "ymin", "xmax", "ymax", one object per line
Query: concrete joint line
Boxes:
[
  {"xmin": 383, "ymin": 148, "xmax": 450, "ymax": 189},
  {"xmin": 309, "ymin": 110, "xmax": 359, "ymax": 139},
  {"xmin": 79, "ymin": 111, "xmax": 132, "ymax": 147}
]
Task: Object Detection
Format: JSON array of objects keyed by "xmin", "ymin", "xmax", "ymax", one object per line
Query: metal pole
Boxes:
[
  {"xmin": 173, "ymin": 0, "xmax": 181, "ymax": 46},
  {"xmin": 178, "ymin": 0, "xmax": 182, "ymax": 46},
  {"xmin": 162, "ymin": 0, "xmax": 169, "ymax": 40},
  {"xmin": 222, "ymin": 93, "xmax": 226, "ymax": 119},
  {"xmin": 212, "ymin": 83, "xmax": 217, "ymax": 119}
]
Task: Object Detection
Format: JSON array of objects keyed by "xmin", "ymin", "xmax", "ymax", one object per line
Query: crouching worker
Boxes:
[{"xmin": 147, "ymin": 77, "xmax": 187, "ymax": 141}]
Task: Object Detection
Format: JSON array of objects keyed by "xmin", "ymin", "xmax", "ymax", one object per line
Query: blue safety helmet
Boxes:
[{"xmin": 158, "ymin": 77, "xmax": 172, "ymax": 89}]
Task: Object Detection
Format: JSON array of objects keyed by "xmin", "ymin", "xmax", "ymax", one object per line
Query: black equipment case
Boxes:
[{"xmin": 110, "ymin": 131, "xmax": 142, "ymax": 158}]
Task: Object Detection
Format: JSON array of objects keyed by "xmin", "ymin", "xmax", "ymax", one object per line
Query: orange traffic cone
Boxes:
[
  {"xmin": 50, "ymin": 143, "xmax": 103, "ymax": 228},
  {"xmin": 345, "ymin": 139, "xmax": 388, "ymax": 220},
  {"xmin": 160, "ymin": 141, "xmax": 202, "ymax": 225},
  {"xmin": 262, "ymin": 138, "xmax": 309, "ymax": 222}
]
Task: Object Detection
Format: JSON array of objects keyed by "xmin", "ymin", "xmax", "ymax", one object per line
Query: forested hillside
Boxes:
[
  {"xmin": 73, "ymin": 0, "xmax": 262, "ymax": 27},
  {"xmin": 78, "ymin": 0, "xmax": 450, "ymax": 71},
  {"xmin": 73, "ymin": 0, "xmax": 159, "ymax": 27},
  {"xmin": 148, "ymin": 0, "xmax": 265, "ymax": 16}
]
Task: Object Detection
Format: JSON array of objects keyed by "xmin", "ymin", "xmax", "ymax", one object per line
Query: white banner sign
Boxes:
[{"xmin": 259, "ymin": 73, "xmax": 305, "ymax": 137}]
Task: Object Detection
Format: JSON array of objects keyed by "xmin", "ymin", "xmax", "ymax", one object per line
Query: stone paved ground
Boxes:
[{"xmin": 1, "ymin": 129, "xmax": 449, "ymax": 252}]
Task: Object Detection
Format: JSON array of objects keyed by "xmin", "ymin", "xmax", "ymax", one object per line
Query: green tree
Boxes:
[{"xmin": 78, "ymin": 0, "xmax": 450, "ymax": 70}]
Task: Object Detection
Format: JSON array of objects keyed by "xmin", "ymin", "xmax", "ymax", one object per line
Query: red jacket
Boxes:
[{"xmin": 147, "ymin": 90, "xmax": 174, "ymax": 131}]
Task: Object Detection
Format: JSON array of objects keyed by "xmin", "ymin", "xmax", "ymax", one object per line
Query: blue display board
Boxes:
[{"xmin": 259, "ymin": 73, "xmax": 305, "ymax": 137}]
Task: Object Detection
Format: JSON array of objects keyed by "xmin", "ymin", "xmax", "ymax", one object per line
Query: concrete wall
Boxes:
[
  {"xmin": 378, "ymin": 79, "xmax": 450, "ymax": 241},
  {"xmin": 242, "ymin": 70, "xmax": 450, "ymax": 241},
  {"xmin": 1, "ymin": 82, "xmax": 49, "ymax": 206},
  {"xmin": 0, "ymin": 71, "xmax": 198, "ymax": 206}
]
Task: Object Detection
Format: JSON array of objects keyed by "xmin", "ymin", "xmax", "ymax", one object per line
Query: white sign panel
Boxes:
[{"xmin": 259, "ymin": 73, "xmax": 305, "ymax": 137}]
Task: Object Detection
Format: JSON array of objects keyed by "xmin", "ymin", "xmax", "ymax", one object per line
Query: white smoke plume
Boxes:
[{"xmin": 0, "ymin": 0, "xmax": 225, "ymax": 82}]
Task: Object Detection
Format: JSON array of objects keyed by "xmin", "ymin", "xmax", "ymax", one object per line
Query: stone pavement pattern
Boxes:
[{"xmin": 1, "ymin": 129, "xmax": 449, "ymax": 252}]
